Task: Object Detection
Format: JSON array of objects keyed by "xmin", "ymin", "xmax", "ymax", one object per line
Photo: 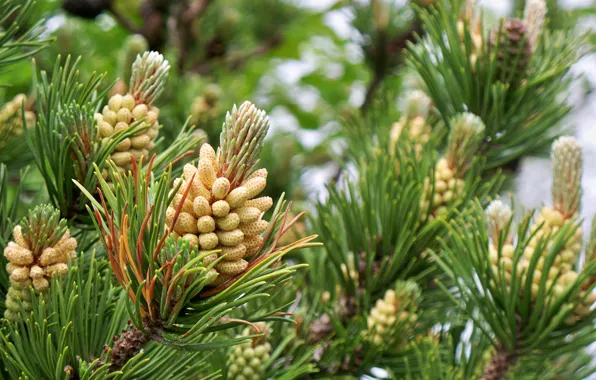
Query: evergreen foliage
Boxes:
[{"xmin": 0, "ymin": 0, "xmax": 594, "ymax": 379}]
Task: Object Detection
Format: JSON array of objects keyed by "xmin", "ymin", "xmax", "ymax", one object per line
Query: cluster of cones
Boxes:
[
  {"xmin": 3, "ymin": 205, "xmax": 76, "ymax": 321},
  {"xmin": 166, "ymin": 101, "xmax": 273, "ymax": 286}
]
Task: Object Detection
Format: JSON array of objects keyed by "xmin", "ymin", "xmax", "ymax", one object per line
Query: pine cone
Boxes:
[
  {"xmin": 491, "ymin": 18, "xmax": 533, "ymax": 85},
  {"xmin": 0, "ymin": 94, "xmax": 36, "ymax": 148},
  {"xmin": 389, "ymin": 116, "xmax": 431, "ymax": 158},
  {"xmin": 97, "ymin": 52, "xmax": 169, "ymax": 178},
  {"xmin": 167, "ymin": 102, "xmax": 272, "ymax": 286},
  {"xmin": 523, "ymin": 207, "xmax": 582, "ymax": 274},
  {"xmin": 3, "ymin": 205, "xmax": 76, "ymax": 320},
  {"xmin": 106, "ymin": 321, "xmax": 151, "ymax": 371},
  {"xmin": 228, "ymin": 324, "xmax": 272, "ymax": 380}
]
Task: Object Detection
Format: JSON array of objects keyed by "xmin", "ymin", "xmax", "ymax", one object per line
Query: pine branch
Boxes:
[{"xmin": 0, "ymin": 0, "xmax": 53, "ymax": 71}]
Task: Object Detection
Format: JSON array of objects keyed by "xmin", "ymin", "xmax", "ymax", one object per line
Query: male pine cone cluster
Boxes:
[
  {"xmin": 3, "ymin": 205, "xmax": 76, "ymax": 321},
  {"xmin": 389, "ymin": 90, "xmax": 432, "ymax": 158},
  {"xmin": 166, "ymin": 101, "xmax": 272, "ymax": 286},
  {"xmin": 486, "ymin": 200, "xmax": 516, "ymax": 291},
  {"xmin": 96, "ymin": 51, "xmax": 169, "ymax": 177},
  {"xmin": 227, "ymin": 323, "xmax": 272, "ymax": 380},
  {"xmin": 522, "ymin": 137, "xmax": 583, "ymax": 295},
  {"xmin": 0, "ymin": 94, "xmax": 36, "ymax": 148},
  {"xmin": 485, "ymin": 137, "xmax": 596, "ymax": 324},
  {"xmin": 366, "ymin": 281, "xmax": 420, "ymax": 348},
  {"xmin": 421, "ymin": 113, "xmax": 484, "ymax": 220}
]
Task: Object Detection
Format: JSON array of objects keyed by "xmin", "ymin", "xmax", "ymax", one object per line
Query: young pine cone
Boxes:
[
  {"xmin": 0, "ymin": 94, "xmax": 36, "ymax": 148},
  {"xmin": 167, "ymin": 101, "xmax": 272, "ymax": 286},
  {"xmin": 3, "ymin": 205, "xmax": 77, "ymax": 321},
  {"xmin": 366, "ymin": 281, "xmax": 420, "ymax": 348},
  {"xmin": 490, "ymin": 18, "xmax": 533, "ymax": 85},
  {"xmin": 97, "ymin": 52, "xmax": 169, "ymax": 177},
  {"xmin": 227, "ymin": 323, "xmax": 272, "ymax": 380}
]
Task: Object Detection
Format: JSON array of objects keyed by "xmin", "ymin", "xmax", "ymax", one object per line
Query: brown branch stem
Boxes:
[
  {"xmin": 177, "ymin": 0, "xmax": 213, "ymax": 70},
  {"xmin": 108, "ymin": 4, "xmax": 141, "ymax": 35},
  {"xmin": 482, "ymin": 343, "xmax": 519, "ymax": 380}
]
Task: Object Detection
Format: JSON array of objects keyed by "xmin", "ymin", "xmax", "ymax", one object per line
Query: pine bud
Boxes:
[
  {"xmin": 190, "ymin": 84, "xmax": 222, "ymax": 128},
  {"xmin": 401, "ymin": 90, "xmax": 432, "ymax": 120},
  {"xmin": 217, "ymin": 101, "xmax": 270, "ymax": 187},
  {"xmin": 486, "ymin": 200, "xmax": 513, "ymax": 244},
  {"xmin": 523, "ymin": 0, "xmax": 547, "ymax": 50},
  {"xmin": 119, "ymin": 34, "xmax": 149, "ymax": 83},
  {"xmin": 129, "ymin": 51, "xmax": 170, "ymax": 105},
  {"xmin": 390, "ymin": 116, "xmax": 431, "ymax": 158},
  {"xmin": 551, "ymin": 136, "xmax": 582, "ymax": 218},
  {"xmin": 420, "ymin": 158, "xmax": 465, "ymax": 220},
  {"xmin": 244, "ymin": 197, "xmax": 273, "ymax": 212},
  {"xmin": 446, "ymin": 113, "xmax": 485, "ymax": 175}
]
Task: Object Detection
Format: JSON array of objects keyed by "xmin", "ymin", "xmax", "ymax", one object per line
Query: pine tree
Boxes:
[{"xmin": 0, "ymin": 0, "xmax": 595, "ymax": 379}]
